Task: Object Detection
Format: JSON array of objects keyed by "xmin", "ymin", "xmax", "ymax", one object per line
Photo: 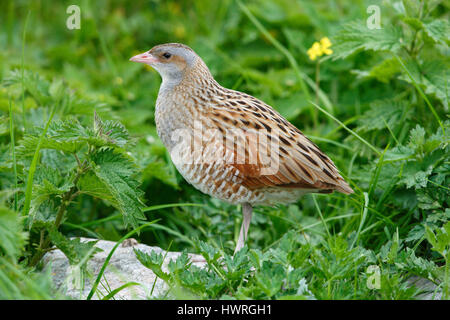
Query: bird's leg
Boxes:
[{"xmin": 234, "ymin": 203, "xmax": 253, "ymax": 255}]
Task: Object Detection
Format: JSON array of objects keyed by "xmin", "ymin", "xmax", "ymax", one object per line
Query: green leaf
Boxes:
[
  {"xmin": 408, "ymin": 125, "xmax": 426, "ymax": 149},
  {"xmin": 400, "ymin": 163, "xmax": 433, "ymax": 189},
  {"xmin": 168, "ymin": 251, "xmax": 191, "ymax": 275},
  {"xmin": 197, "ymin": 240, "xmax": 222, "ymax": 262},
  {"xmin": 255, "ymin": 261, "xmax": 284, "ymax": 297},
  {"xmin": 332, "ymin": 21, "xmax": 402, "ymax": 60},
  {"xmin": 26, "ymin": 165, "xmax": 73, "ymax": 228},
  {"xmin": 0, "ymin": 206, "xmax": 27, "ymax": 259},
  {"xmin": 401, "ymin": 0, "xmax": 421, "ymax": 17},
  {"xmin": 3, "ymin": 70, "xmax": 52, "ymax": 105},
  {"xmin": 17, "ymin": 116, "xmax": 131, "ymax": 157},
  {"xmin": 357, "ymin": 100, "xmax": 410, "ymax": 132},
  {"xmin": 16, "ymin": 134, "xmax": 82, "ymax": 156},
  {"xmin": 402, "ymin": 17, "xmax": 423, "ymax": 31},
  {"xmin": 90, "ymin": 149, "xmax": 146, "ymax": 229},
  {"xmin": 384, "ymin": 145, "xmax": 415, "ymax": 162},
  {"xmin": 366, "ymin": 57, "xmax": 401, "ymax": 83},
  {"xmin": 77, "ymin": 171, "xmax": 117, "ymax": 204},
  {"xmin": 399, "ymin": 60, "xmax": 449, "ymax": 109},
  {"xmin": 93, "ymin": 112, "xmax": 130, "ymax": 148},
  {"xmin": 49, "ymin": 79, "xmax": 64, "ymax": 101},
  {"xmin": 417, "ymin": 191, "xmax": 441, "ymax": 209},
  {"xmin": 134, "ymin": 249, "xmax": 170, "ymax": 281},
  {"xmin": 48, "ymin": 230, "xmax": 101, "ymax": 267},
  {"xmin": 422, "ymin": 19, "xmax": 449, "ymax": 45},
  {"xmin": 425, "ymin": 223, "xmax": 450, "ymax": 258}
]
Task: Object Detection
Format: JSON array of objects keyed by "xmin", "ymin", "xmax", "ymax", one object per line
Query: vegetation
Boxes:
[{"xmin": 0, "ymin": 0, "xmax": 448, "ymax": 299}]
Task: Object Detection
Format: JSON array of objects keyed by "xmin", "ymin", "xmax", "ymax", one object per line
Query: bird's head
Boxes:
[{"xmin": 130, "ymin": 43, "xmax": 200, "ymax": 84}]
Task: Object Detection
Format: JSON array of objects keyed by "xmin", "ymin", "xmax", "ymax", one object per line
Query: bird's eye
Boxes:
[{"xmin": 162, "ymin": 52, "xmax": 172, "ymax": 59}]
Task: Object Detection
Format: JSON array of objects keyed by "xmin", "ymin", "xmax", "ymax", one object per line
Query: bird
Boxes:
[{"xmin": 130, "ymin": 43, "xmax": 353, "ymax": 254}]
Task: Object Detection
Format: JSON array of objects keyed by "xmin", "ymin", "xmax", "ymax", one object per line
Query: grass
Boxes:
[
  {"xmin": 21, "ymin": 105, "xmax": 56, "ymax": 217},
  {"xmin": 8, "ymin": 98, "xmax": 18, "ymax": 211},
  {"xmin": 0, "ymin": 0, "xmax": 448, "ymax": 300}
]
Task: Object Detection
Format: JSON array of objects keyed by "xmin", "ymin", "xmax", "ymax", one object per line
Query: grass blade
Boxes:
[
  {"xmin": 86, "ymin": 219, "xmax": 159, "ymax": 300},
  {"xmin": 310, "ymin": 101, "xmax": 381, "ymax": 155},
  {"xmin": 143, "ymin": 203, "xmax": 205, "ymax": 212},
  {"xmin": 237, "ymin": 2, "xmax": 309, "ymax": 99},
  {"xmin": 21, "ymin": 10, "xmax": 31, "ymax": 130},
  {"xmin": 312, "ymin": 195, "xmax": 331, "ymax": 238},
  {"xmin": 9, "ymin": 98, "xmax": 18, "ymax": 211},
  {"xmin": 351, "ymin": 192, "xmax": 369, "ymax": 249},
  {"xmin": 22, "ymin": 106, "xmax": 57, "ymax": 217},
  {"xmin": 394, "ymin": 55, "xmax": 444, "ymax": 134},
  {"xmin": 101, "ymin": 282, "xmax": 141, "ymax": 300}
]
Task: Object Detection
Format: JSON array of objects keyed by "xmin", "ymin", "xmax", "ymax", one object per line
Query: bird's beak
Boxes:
[{"xmin": 129, "ymin": 52, "xmax": 158, "ymax": 65}]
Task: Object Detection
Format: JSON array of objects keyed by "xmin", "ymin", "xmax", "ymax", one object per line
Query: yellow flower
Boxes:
[
  {"xmin": 307, "ymin": 37, "xmax": 333, "ymax": 61},
  {"xmin": 320, "ymin": 37, "xmax": 333, "ymax": 55},
  {"xmin": 307, "ymin": 42, "xmax": 322, "ymax": 61}
]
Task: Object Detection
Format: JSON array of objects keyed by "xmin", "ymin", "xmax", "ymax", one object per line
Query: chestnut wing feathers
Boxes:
[{"xmin": 207, "ymin": 90, "xmax": 354, "ymax": 195}]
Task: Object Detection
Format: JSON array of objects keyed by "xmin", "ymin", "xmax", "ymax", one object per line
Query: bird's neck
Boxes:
[
  {"xmin": 182, "ymin": 59, "xmax": 217, "ymax": 90},
  {"xmin": 159, "ymin": 58, "xmax": 216, "ymax": 96}
]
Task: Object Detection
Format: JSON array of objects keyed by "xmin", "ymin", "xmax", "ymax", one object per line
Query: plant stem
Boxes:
[
  {"xmin": 394, "ymin": 55, "xmax": 444, "ymax": 134},
  {"xmin": 313, "ymin": 61, "xmax": 320, "ymax": 128},
  {"xmin": 29, "ymin": 165, "xmax": 85, "ymax": 267},
  {"xmin": 22, "ymin": 106, "xmax": 57, "ymax": 217},
  {"xmin": 9, "ymin": 98, "xmax": 18, "ymax": 211},
  {"xmin": 236, "ymin": 0, "xmax": 310, "ymax": 100},
  {"xmin": 21, "ymin": 11, "xmax": 31, "ymax": 131}
]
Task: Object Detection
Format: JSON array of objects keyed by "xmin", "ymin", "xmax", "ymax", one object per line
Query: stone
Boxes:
[{"xmin": 43, "ymin": 237, "xmax": 206, "ymax": 300}]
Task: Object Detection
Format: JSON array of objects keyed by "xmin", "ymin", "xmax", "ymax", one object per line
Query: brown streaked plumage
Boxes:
[{"xmin": 130, "ymin": 43, "xmax": 353, "ymax": 254}]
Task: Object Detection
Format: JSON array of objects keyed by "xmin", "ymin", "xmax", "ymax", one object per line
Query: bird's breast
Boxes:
[{"xmin": 155, "ymin": 90, "xmax": 201, "ymax": 151}]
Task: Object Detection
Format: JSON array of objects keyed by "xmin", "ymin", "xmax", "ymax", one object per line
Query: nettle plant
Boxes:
[
  {"xmin": 4, "ymin": 71, "xmax": 146, "ymax": 269},
  {"xmin": 331, "ymin": 1, "xmax": 449, "ymax": 224}
]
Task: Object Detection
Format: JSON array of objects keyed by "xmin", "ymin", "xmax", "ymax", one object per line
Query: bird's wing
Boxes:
[{"xmin": 205, "ymin": 90, "xmax": 354, "ymax": 194}]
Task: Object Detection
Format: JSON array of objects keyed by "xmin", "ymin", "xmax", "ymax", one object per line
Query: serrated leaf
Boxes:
[
  {"xmin": 3, "ymin": 70, "xmax": 52, "ymax": 105},
  {"xmin": 408, "ymin": 125, "xmax": 426, "ymax": 149},
  {"xmin": 49, "ymin": 79, "xmax": 64, "ymax": 101},
  {"xmin": 16, "ymin": 134, "xmax": 83, "ymax": 156},
  {"xmin": 17, "ymin": 116, "xmax": 131, "ymax": 157},
  {"xmin": 400, "ymin": 163, "xmax": 433, "ymax": 189},
  {"xmin": 168, "ymin": 251, "xmax": 191, "ymax": 274},
  {"xmin": 425, "ymin": 223, "xmax": 450, "ymax": 258},
  {"xmin": 402, "ymin": 17, "xmax": 423, "ymax": 31},
  {"xmin": 332, "ymin": 21, "xmax": 402, "ymax": 60},
  {"xmin": 77, "ymin": 171, "xmax": 117, "ymax": 204},
  {"xmin": 27, "ymin": 165, "xmax": 73, "ymax": 228},
  {"xmin": 0, "ymin": 206, "xmax": 28, "ymax": 259},
  {"xmin": 422, "ymin": 19, "xmax": 449, "ymax": 45},
  {"xmin": 93, "ymin": 112, "xmax": 129, "ymax": 148},
  {"xmin": 405, "ymin": 225, "xmax": 425, "ymax": 242},
  {"xmin": 197, "ymin": 240, "xmax": 221, "ymax": 262},
  {"xmin": 399, "ymin": 60, "xmax": 449, "ymax": 109},
  {"xmin": 134, "ymin": 249, "xmax": 170, "ymax": 281},
  {"xmin": 90, "ymin": 149, "xmax": 146, "ymax": 229},
  {"xmin": 358, "ymin": 100, "xmax": 410, "ymax": 132},
  {"xmin": 368, "ymin": 58, "xmax": 401, "ymax": 83},
  {"xmin": 48, "ymin": 230, "xmax": 101, "ymax": 267},
  {"xmin": 402, "ymin": 0, "xmax": 421, "ymax": 17},
  {"xmin": 417, "ymin": 191, "xmax": 441, "ymax": 209}
]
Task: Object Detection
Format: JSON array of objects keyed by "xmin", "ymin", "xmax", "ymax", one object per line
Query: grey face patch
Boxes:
[
  {"xmin": 151, "ymin": 44, "xmax": 198, "ymax": 67},
  {"xmin": 149, "ymin": 44, "xmax": 198, "ymax": 88}
]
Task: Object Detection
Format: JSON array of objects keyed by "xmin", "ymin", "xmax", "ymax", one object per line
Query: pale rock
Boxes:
[{"xmin": 43, "ymin": 237, "xmax": 206, "ymax": 300}]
